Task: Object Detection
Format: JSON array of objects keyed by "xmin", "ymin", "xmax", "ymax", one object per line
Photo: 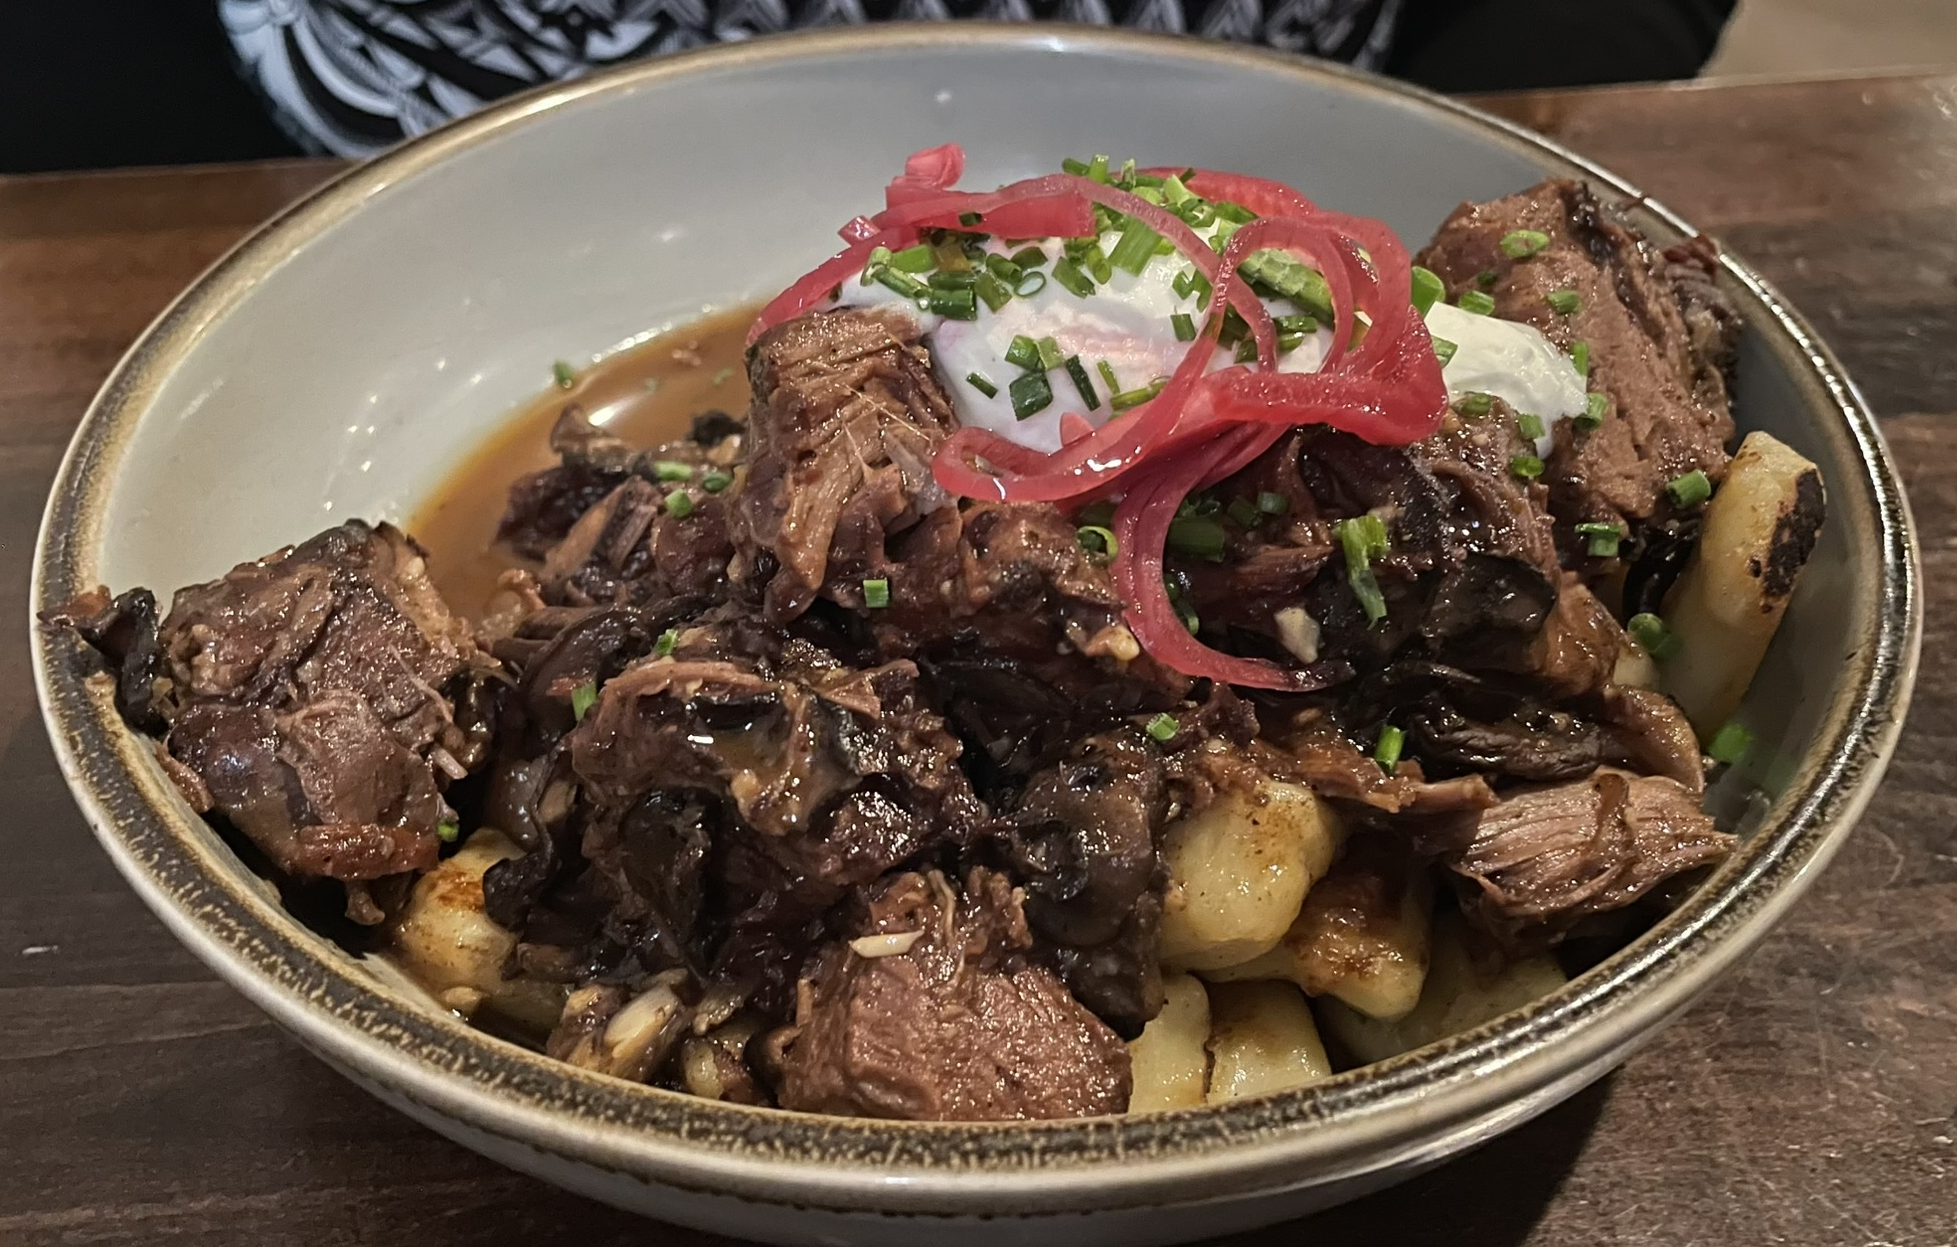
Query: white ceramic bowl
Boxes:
[{"xmin": 31, "ymin": 26, "xmax": 1918, "ymax": 1247}]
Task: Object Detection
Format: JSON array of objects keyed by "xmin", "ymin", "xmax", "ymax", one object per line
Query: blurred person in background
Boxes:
[{"xmin": 1, "ymin": 0, "xmax": 1737, "ymax": 172}]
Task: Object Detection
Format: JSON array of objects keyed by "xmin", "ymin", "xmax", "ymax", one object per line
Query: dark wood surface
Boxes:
[{"xmin": 4, "ymin": 73, "xmax": 1954, "ymax": 1246}]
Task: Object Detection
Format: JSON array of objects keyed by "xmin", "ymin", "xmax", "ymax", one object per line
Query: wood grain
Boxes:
[{"xmin": 4, "ymin": 76, "xmax": 1955, "ymax": 1246}]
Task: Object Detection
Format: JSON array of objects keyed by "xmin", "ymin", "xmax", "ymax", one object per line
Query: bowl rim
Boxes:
[{"xmin": 30, "ymin": 22, "xmax": 1920, "ymax": 1217}]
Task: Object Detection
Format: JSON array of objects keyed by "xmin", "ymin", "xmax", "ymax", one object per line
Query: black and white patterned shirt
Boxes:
[{"xmin": 220, "ymin": 0, "xmax": 1401, "ymax": 157}]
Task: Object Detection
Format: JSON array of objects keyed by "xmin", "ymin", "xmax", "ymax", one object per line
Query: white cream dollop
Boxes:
[
  {"xmin": 834, "ymin": 232, "xmax": 1329, "ymax": 454},
  {"xmin": 1424, "ymin": 301, "xmax": 1587, "ymax": 454}
]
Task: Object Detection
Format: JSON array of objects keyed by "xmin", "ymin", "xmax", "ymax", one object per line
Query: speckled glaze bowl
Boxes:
[{"xmin": 31, "ymin": 26, "xmax": 1918, "ymax": 1247}]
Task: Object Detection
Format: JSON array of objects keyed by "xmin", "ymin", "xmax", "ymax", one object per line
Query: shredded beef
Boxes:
[
  {"xmin": 1440, "ymin": 767, "xmax": 1734, "ymax": 946},
  {"xmin": 738, "ymin": 307, "xmax": 958, "ymax": 622},
  {"xmin": 1416, "ymin": 179, "xmax": 1735, "ymax": 531},
  {"xmin": 772, "ymin": 868, "xmax": 1130, "ymax": 1120}
]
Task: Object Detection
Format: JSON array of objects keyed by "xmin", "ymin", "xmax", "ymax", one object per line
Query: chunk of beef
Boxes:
[
  {"xmin": 738, "ymin": 307, "xmax": 957, "ymax": 623},
  {"xmin": 45, "ymin": 522, "xmax": 497, "ymax": 909},
  {"xmin": 1416, "ymin": 179, "xmax": 1735, "ymax": 530},
  {"xmin": 1439, "ymin": 767, "xmax": 1734, "ymax": 947},
  {"xmin": 771, "ymin": 868, "xmax": 1131, "ymax": 1120}
]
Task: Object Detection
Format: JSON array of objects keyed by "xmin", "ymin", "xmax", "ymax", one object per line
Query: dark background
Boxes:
[{"xmin": 0, "ymin": 0, "xmax": 1736, "ymax": 173}]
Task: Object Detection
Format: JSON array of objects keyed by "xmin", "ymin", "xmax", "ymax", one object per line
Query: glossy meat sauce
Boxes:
[{"xmin": 410, "ymin": 305, "xmax": 755, "ymax": 617}]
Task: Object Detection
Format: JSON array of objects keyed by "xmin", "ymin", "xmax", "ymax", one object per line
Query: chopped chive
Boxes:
[
  {"xmin": 1110, "ymin": 379, "xmax": 1167, "ymax": 412},
  {"xmin": 1010, "ymin": 245, "xmax": 1049, "ymax": 269},
  {"xmin": 1236, "ymin": 336, "xmax": 1261, "ymax": 364},
  {"xmin": 570, "ymin": 680, "xmax": 598, "ymax": 722},
  {"xmin": 437, "ymin": 818, "xmax": 460, "ymax": 843},
  {"xmin": 984, "ymin": 254, "xmax": 1023, "ymax": 283},
  {"xmin": 1274, "ymin": 313, "xmax": 1318, "ymax": 337},
  {"xmin": 1064, "ymin": 355, "xmax": 1100, "ymax": 411},
  {"xmin": 665, "ymin": 489, "xmax": 694, "ymax": 518},
  {"xmin": 888, "ymin": 244, "xmax": 934, "ymax": 272},
  {"xmin": 1457, "ymin": 290, "xmax": 1497, "ymax": 316},
  {"xmin": 552, "ymin": 360, "xmax": 576, "ymax": 389},
  {"xmin": 1510, "ymin": 454, "xmax": 1545, "ymax": 480},
  {"xmin": 973, "ymin": 271, "xmax": 1013, "ymax": 312},
  {"xmin": 654, "ymin": 628, "xmax": 679, "ymax": 658},
  {"xmin": 1277, "ymin": 331, "xmax": 1308, "ymax": 354},
  {"xmin": 874, "ymin": 267, "xmax": 927, "ymax": 299},
  {"xmin": 862, "ymin": 578, "xmax": 890, "ymax": 609},
  {"xmin": 1009, "ymin": 371, "xmax": 1054, "ymax": 420},
  {"xmin": 1212, "ymin": 200, "xmax": 1256, "ymax": 224},
  {"xmin": 1516, "ymin": 412, "xmax": 1546, "ymax": 442},
  {"xmin": 1171, "ymin": 311, "xmax": 1197, "ymax": 342},
  {"xmin": 1158, "ymin": 516, "xmax": 1221, "ymax": 559},
  {"xmin": 1061, "ymin": 157, "xmax": 1090, "ymax": 176},
  {"xmin": 1217, "ymin": 306, "xmax": 1249, "ymax": 348},
  {"xmin": 1238, "ymin": 249, "xmax": 1335, "ymax": 322},
  {"xmin": 700, "ymin": 470, "xmax": 732, "ymax": 493},
  {"xmin": 1476, "ymin": 268, "xmax": 1499, "ymax": 290},
  {"xmin": 1578, "ymin": 392, "xmax": 1610, "ymax": 431},
  {"xmin": 1547, "ymin": 289, "xmax": 1583, "ymax": 316},
  {"xmin": 966, "ymin": 371, "xmax": 1000, "ymax": 399},
  {"xmin": 1667, "ymin": 469, "xmax": 1713, "ymax": 508},
  {"xmin": 1098, "ymin": 360, "xmax": 1121, "ymax": 394},
  {"xmin": 1336, "ymin": 514, "xmax": 1391, "ymax": 624},
  {"xmin": 1257, "ymin": 491, "xmax": 1289, "ymax": 515},
  {"xmin": 1086, "ymin": 154, "xmax": 1111, "ymax": 183},
  {"xmin": 1707, "ymin": 721, "xmax": 1753, "ymax": 766},
  {"xmin": 1432, "ymin": 336, "xmax": 1459, "ymax": 367},
  {"xmin": 927, "ymin": 269, "xmax": 977, "ymax": 290},
  {"xmin": 925, "ymin": 286, "xmax": 978, "ymax": 320},
  {"xmin": 652, "ymin": 460, "xmax": 694, "ymax": 482},
  {"xmin": 1454, "ymin": 392, "xmax": 1495, "ymax": 417},
  {"xmin": 1145, "ymin": 712, "xmax": 1179, "ymax": 743},
  {"xmin": 1108, "ymin": 216, "xmax": 1163, "ymax": 275},
  {"xmin": 1005, "ymin": 335, "xmax": 1043, "ymax": 371},
  {"xmin": 1014, "ymin": 271, "xmax": 1048, "ymax": 296},
  {"xmin": 1411, "ymin": 266, "xmax": 1446, "ymax": 317},
  {"xmin": 1052, "ymin": 258, "xmax": 1096, "ymax": 298},
  {"xmin": 1077, "ymin": 524, "xmax": 1117, "ymax": 564},
  {"xmin": 1374, "ymin": 724, "xmax": 1405, "ymax": 772},
  {"xmin": 1627, "ymin": 612, "xmax": 1682, "ymax": 659},
  {"xmin": 1571, "ymin": 340, "xmax": 1591, "ymax": 377},
  {"xmin": 1574, "ymin": 521, "xmax": 1623, "ymax": 557},
  {"xmin": 1084, "ymin": 244, "xmax": 1113, "ymax": 284},
  {"xmin": 958, "ymin": 211, "xmax": 983, "ymax": 227},
  {"xmin": 1500, "ymin": 229, "xmax": 1552, "ymax": 259},
  {"xmin": 1227, "ymin": 497, "xmax": 1261, "ymax": 529},
  {"xmin": 860, "ymin": 245, "xmax": 893, "ymax": 284},
  {"xmin": 1035, "ymin": 336, "xmax": 1064, "ymax": 371}
]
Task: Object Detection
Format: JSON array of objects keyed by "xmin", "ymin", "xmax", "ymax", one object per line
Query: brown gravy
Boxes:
[{"xmin": 410, "ymin": 304, "xmax": 757, "ymax": 617}]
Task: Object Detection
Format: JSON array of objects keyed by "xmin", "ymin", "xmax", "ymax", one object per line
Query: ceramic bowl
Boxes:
[{"xmin": 30, "ymin": 25, "xmax": 1918, "ymax": 1247}]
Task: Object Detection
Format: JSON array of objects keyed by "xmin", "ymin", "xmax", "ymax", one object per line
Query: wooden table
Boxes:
[{"xmin": 3, "ymin": 71, "xmax": 1953, "ymax": 1246}]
